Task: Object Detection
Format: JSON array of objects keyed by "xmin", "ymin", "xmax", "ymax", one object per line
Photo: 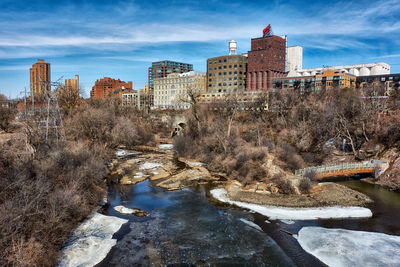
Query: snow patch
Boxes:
[
  {"xmin": 210, "ymin": 188, "xmax": 372, "ymax": 220},
  {"xmin": 239, "ymin": 218, "xmax": 263, "ymax": 232},
  {"xmin": 187, "ymin": 161, "xmax": 204, "ymax": 167},
  {"xmin": 133, "ymin": 171, "xmax": 146, "ymax": 179},
  {"xmin": 115, "ymin": 149, "xmax": 134, "ymax": 158},
  {"xmin": 280, "ymin": 219, "xmax": 295, "ymax": 225},
  {"xmin": 297, "ymin": 227, "xmax": 400, "ymax": 267},
  {"xmin": 114, "ymin": 205, "xmax": 135, "ymax": 214},
  {"xmin": 159, "ymin": 144, "xmax": 174, "ymax": 149},
  {"xmin": 265, "ymin": 220, "xmax": 271, "ymax": 224},
  {"xmin": 139, "ymin": 162, "xmax": 163, "ymax": 170},
  {"xmin": 58, "ymin": 212, "xmax": 128, "ymax": 267}
]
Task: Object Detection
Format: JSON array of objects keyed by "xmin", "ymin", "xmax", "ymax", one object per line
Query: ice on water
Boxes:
[{"xmin": 297, "ymin": 226, "xmax": 400, "ymax": 267}]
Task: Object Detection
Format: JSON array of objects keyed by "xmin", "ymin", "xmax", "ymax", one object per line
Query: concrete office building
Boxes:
[
  {"xmin": 153, "ymin": 71, "xmax": 206, "ymax": 109},
  {"xmin": 30, "ymin": 59, "xmax": 51, "ymax": 97},
  {"xmin": 206, "ymin": 54, "xmax": 247, "ymax": 94}
]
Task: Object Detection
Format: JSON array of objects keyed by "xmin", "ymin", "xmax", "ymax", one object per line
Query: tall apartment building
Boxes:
[
  {"xmin": 153, "ymin": 71, "xmax": 206, "ymax": 109},
  {"xmin": 65, "ymin": 75, "xmax": 79, "ymax": 92},
  {"xmin": 148, "ymin": 60, "xmax": 193, "ymax": 91},
  {"xmin": 30, "ymin": 59, "xmax": 51, "ymax": 96},
  {"xmin": 90, "ymin": 77, "xmax": 133, "ymax": 98},
  {"xmin": 246, "ymin": 34, "xmax": 286, "ymax": 90},
  {"xmin": 206, "ymin": 55, "xmax": 247, "ymax": 94}
]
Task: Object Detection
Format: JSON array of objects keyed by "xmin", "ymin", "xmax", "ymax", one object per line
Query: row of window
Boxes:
[
  {"xmin": 208, "ymin": 82, "xmax": 243, "ymax": 87},
  {"xmin": 208, "ymin": 71, "xmax": 243, "ymax": 76},
  {"xmin": 208, "ymin": 64, "xmax": 243, "ymax": 70},
  {"xmin": 208, "ymin": 57, "xmax": 244, "ymax": 64},
  {"xmin": 209, "ymin": 77, "xmax": 242, "ymax": 82}
]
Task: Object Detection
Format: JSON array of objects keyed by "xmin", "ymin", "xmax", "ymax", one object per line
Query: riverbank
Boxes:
[
  {"xmin": 211, "ymin": 188, "xmax": 372, "ymax": 220},
  {"xmin": 226, "ymin": 181, "xmax": 372, "ymax": 208}
]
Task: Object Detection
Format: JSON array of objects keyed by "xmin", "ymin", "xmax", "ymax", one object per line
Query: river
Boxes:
[{"xmin": 61, "ymin": 149, "xmax": 400, "ymax": 266}]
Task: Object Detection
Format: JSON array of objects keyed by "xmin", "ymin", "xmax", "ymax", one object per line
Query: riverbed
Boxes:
[{"xmin": 60, "ymin": 147, "xmax": 400, "ymax": 266}]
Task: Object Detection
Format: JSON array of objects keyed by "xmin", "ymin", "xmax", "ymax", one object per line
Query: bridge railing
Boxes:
[{"xmin": 295, "ymin": 162, "xmax": 376, "ymax": 177}]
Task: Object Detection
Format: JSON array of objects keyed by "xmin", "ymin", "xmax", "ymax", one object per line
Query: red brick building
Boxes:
[
  {"xmin": 246, "ymin": 35, "xmax": 286, "ymax": 90},
  {"xmin": 90, "ymin": 77, "xmax": 133, "ymax": 98}
]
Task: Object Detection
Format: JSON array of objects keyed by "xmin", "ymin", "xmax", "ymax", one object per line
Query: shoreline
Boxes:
[{"xmin": 210, "ymin": 188, "xmax": 373, "ymax": 220}]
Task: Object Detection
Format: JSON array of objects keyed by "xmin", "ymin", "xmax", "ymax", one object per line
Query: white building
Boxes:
[
  {"xmin": 284, "ymin": 44, "xmax": 390, "ymax": 77},
  {"xmin": 122, "ymin": 89, "xmax": 149, "ymax": 109},
  {"xmin": 291, "ymin": 62, "xmax": 391, "ymax": 77},
  {"xmin": 286, "ymin": 46, "xmax": 303, "ymax": 75},
  {"xmin": 153, "ymin": 71, "xmax": 206, "ymax": 109}
]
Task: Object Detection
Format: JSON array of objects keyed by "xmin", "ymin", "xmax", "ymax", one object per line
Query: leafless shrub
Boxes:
[
  {"xmin": 272, "ymin": 174, "xmax": 296, "ymax": 194},
  {"xmin": 299, "ymin": 177, "xmax": 312, "ymax": 194},
  {"xmin": 173, "ymin": 135, "xmax": 193, "ymax": 157}
]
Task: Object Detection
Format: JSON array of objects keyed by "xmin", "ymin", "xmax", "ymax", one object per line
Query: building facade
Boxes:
[
  {"xmin": 206, "ymin": 55, "xmax": 247, "ymax": 94},
  {"xmin": 286, "ymin": 46, "xmax": 303, "ymax": 75},
  {"xmin": 148, "ymin": 60, "xmax": 193, "ymax": 91},
  {"xmin": 153, "ymin": 71, "xmax": 206, "ymax": 109},
  {"xmin": 272, "ymin": 70, "xmax": 356, "ymax": 92},
  {"xmin": 65, "ymin": 75, "xmax": 79, "ymax": 92},
  {"xmin": 246, "ymin": 35, "xmax": 286, "ymax": 91},
  {"xmin": 272, "ymin": 75, "xmax": 315, "ymax": 93},
  {"xmin": 315, "ymin": 70, "xmax": 356, "ymax": 90},
  {"xmin": 357, "ymin": 73, "xmax": 400, "ymax": 95},
  {"xmin": 30, "ymin": 59, "xmax": 51, "ymax": 97},
  {"xmin": 90, "ymin": 77, "xmax": 133, "ymax": 98},
  {"xmin": 121, "ymin": 89, "xmax": 150, "ymax": 109}
]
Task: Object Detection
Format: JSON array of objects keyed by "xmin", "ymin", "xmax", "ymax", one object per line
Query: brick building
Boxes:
[
  {"xmin": 90, "ymin": 77, "xmax": 133, "ymax": 98},
  {"xmin": 30, "ymin": 59, "xmax": 51, "ymax": 97},
  {"xmin": 246, "ymin": 35, "xmax": 286, "ymax": 90}
]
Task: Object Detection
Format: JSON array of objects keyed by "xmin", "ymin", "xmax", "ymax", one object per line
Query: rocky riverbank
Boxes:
[{"xmin": 110, "ymin": 143, "xmax": 374, "ymax": 210}]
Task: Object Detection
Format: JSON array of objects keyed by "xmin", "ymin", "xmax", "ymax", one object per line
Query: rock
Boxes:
[
  {"xmin": 114, "ymin": 205, "xmax": 149, "ymax": 216},
  {"xmin": 149, "ymin": 169, "xmax": 170, "ymax": 180},
  {"xmin": 270, "ymin": 184, "xmax": 279, "ymax": 194}
]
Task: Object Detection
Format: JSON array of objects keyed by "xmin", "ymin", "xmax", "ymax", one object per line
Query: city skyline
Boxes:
[{"xmin": 1, "ymin": 0, "xmax": 400, "ymax": 98}]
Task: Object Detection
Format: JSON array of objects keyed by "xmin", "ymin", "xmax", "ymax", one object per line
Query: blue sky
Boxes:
[{"xmin": 1, "ymin": 0, "xmax": 400, "ymax": 98}]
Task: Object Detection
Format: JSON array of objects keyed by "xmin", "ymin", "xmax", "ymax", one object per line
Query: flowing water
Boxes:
[{"xmin": 94, "ymin": 153, "xmax": 400, "ymax": 266}]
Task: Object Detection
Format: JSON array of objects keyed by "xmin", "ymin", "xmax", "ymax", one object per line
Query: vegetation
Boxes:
[
  {"xmin": 174, "ymin": 86, "xmax": 400, "ymax": 191},
  {"xmin": 0, "ymin": 97, "xmax": 159, "ymax": 266}
]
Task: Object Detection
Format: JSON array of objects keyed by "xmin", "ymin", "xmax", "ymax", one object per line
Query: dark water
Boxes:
[{"xmin": 99, "ymin": 171, "xmax": 400, "ymax": 266}]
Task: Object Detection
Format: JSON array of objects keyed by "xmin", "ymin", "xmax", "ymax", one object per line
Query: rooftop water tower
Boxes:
[{"xmin": 229, "ymin": 40, "xmax": 237, "ymax": 55}]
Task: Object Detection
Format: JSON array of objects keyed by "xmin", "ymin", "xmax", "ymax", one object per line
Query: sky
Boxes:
[{"xmin": 1, "ymin": 0, "xmax": 400, "ymax": 98}]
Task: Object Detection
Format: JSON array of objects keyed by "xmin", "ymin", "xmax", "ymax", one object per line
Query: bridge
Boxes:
[{"xmin": 295, "ymin": 162, "xmax": 378, "ymax": 179}]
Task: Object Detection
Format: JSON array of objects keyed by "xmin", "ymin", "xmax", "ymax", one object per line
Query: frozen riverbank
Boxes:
[
  {"xmin": 210, "ymin": 188, "xmax": 372, "ymax": 220},
  {"xmin": 297, "ymin": 226, "xmax": 400, "ymax": 267},
  {"xmin": 57, "ymin": 212, "xmax": 128, "ymax": 267}
]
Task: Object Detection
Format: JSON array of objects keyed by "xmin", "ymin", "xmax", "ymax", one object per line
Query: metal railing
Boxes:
[{"xmin": 295, "ymin": 162, "xmax": 376, "ymax": 177}]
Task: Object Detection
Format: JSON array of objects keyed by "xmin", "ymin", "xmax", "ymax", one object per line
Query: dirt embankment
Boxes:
[{"xmin": 226, "ymin": 181, "xmax": 371, "ymax": 208}]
